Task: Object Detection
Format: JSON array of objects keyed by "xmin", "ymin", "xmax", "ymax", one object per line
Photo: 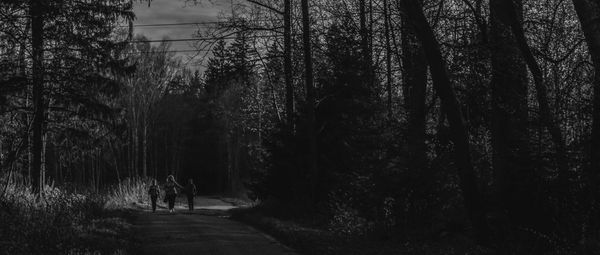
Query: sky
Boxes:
[{"xmin": 132, "ymin": 0, "xmax": 233, "ymax": 70}]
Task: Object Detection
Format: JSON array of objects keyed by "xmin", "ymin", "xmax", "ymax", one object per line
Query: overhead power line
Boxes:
[
  {"xmin": 130, "ymin": 34, "xmax": 286, "ymax": 43},
  {"xmin": 132, "ymin": 22, "xmax": 223, "ymax": 27},
  {"xmin": 136, "ymin": 50, "xmax": 211, "ymax": 53},
  {"xmin": 124, "ymin": 20, "xmax": 284, "ymax": 28}
]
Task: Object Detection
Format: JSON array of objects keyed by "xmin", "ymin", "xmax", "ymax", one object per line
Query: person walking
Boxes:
[
  {"xmin": 184, "ymin": 179, "xmax": 197, "ymax": 211},
  {"xmin": 148, "ymin": 179, "xmax": 160, "ymax": 212},
  {"xmin": 164, "ymin": 175, "xmax": 183, "ymax": 213}
]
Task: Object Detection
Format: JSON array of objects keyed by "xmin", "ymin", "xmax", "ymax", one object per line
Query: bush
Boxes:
[
  {"xmin": 105, "ymin": 178, "xmax": 152, "ymax": 209},
  {"xmin": 0, "ymin": 177, "xmax": 135, "ymax": 255}
]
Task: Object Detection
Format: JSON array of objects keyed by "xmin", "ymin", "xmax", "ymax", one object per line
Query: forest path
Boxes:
[{"xmin": 134, "ymin": 197, "xmax": 297, "ymax": 255}]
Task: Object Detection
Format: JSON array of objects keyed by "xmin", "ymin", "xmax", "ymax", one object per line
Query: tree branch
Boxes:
[{"xmin": 246, "ymin": 0, "xmax": 284, "ymax": 15}]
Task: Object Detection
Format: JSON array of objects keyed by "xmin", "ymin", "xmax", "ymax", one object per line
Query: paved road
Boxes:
[{"xmin": 134, "ymin": 197, "xmax": 297, "ymax": 255}]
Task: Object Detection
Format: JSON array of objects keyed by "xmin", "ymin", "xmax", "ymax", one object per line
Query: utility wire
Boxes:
[
  {"xmin": 131, "ymin": 22, "xmax": 223, "ymax": 27},
  {"xmin": 130, "ymin": 34, "xmax": 286, "ymax": 43},
  {"xmin": 126, "ymin": 15, "xmax": 352, "ymax": 28},
  {"xmin": 133, "ymin": 50, "xmax": 211, "ymax": 53},
  {"xmin": 123, "ymin": 19, "xmax": 284, "ymax": 28}
]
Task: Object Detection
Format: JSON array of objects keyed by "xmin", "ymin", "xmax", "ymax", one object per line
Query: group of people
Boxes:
[{"xmin": 148, "ymin": 175, "xmax": 197, "ymax": 213}]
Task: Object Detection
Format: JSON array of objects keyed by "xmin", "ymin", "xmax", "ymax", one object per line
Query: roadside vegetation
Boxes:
[
  {"xmin": 232, "ymin": 200, "xmax": 490, "ymax": 255},
  {"xmin": 0, "ymin": 175, "xmax": 150, "ymax": 255},
  {"xmin": 2, "ymin": 0, "xmax": 600, "ymax": 254}
]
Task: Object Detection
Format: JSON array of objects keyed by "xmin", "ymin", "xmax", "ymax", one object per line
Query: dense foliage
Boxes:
[{"xmin": 2, "ymin": 0, "xmax": 600, "ymax": 253}]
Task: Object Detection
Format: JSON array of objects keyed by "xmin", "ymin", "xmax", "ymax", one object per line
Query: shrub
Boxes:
[
  {"xmin": 104, "ymin": 177, "xmax": 152, "ymax": 209},
  {"xmin": 0, "ymin": 177, "xmax": 134, "ymax": 254}
]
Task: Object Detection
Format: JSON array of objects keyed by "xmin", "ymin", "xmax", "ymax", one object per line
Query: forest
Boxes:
[{"xmin": 1, "ymin": 0, "xmax": 600, "ymax": 254}]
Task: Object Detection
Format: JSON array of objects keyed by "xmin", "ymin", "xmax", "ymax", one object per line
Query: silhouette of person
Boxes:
[
  {"xmin": 148, "ymin": 179, "xmax": 160, "ymax": 212},
  {"xmin": 164, "ymin": 175, "xmax": 183, "ymax": 213},
  {"xmin": 185, "ymin": 179, "xmax": 197, "ymax": 211}
]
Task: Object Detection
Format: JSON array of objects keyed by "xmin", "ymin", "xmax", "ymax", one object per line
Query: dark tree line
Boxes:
[
  {"xmin": 194, "ymin": 0, "xmax": 600, "ymax": 251},
  {"xmin": 0, "ymin": 1, "xmax": 204, "ymax": 191},
  {"xmin": 2, "ymin": 0, "xmax": 600, "ymax": 252}
]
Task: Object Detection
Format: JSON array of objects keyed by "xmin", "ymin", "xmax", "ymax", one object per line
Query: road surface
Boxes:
[{"xmin": 134, "ymin": 196, "xmax": 297, "ymax": 255}]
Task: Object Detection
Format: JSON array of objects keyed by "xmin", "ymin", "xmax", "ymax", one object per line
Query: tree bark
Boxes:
[
  {"xmin": 401, "ymin": 2, "xmax": 428, "ymax": 174},
  {"xmin": 284, "ymin": 0, "xmax": 294, "ymax": 130},
  {"xmin": 400, "ymin": 0, "xmax": 488, "ymax": 239},
  {"xmin": 573, "ymin": 0, "xmax": 600, "ymax": 184},
  {"xmin": 384, "ymin": 0, "xmax": 393, "ymax": 119},
  {"xmin": 505, "ymin": 2, "xmax": 569, "ymax": 182},
  {"xmin": 143, "ymin": 123, "xmax": 148, "ymax": 177},
  {"xmin": 301, "ymin": 0, "xmax": 318, "ymax": 202},
  {"xmin": 359, "ymin": 0, "xmax": 372, "ymax": 87},
  {"xmin": 490, "ymin": 0, "xmax": 542, "ymax": 229},
  {"xmin": 572, "ymin": 0, "xmax": 600, "ymax": 238},
  {"xmin": 30, "ymin": 0, "xmax": 45, "ymax": 195}
]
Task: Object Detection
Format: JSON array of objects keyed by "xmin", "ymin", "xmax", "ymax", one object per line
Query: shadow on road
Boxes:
[{"xmin": 132, "ymin": 196, "xmax": 296, "ymax": 255}]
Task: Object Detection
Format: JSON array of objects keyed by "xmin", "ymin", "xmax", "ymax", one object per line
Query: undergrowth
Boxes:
[
  {"xmin": 231, "ymin": 200, "xmax": 493, "ymax": 255},
  {"xmin": 105, "ymin": 178, "xmax": 152, "ymax": 209},
  {"xmin": 0, "ymin": 176, "xmax": 150, "ymax": 255}
]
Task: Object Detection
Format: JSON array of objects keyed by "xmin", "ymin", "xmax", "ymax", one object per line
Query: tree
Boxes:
[
  {"xmin": 30, "ymin": 0, "xmax": 44, "ymax": 194},
  {"xmin": 383, "ymin": 0, "xmax": 393, "ymax": 119},
  {"xmin": 301, "ymin": 0, "xmax": 318, "ymax": 203},
  {"xmin": 572, "ymin": 0, "xmax": 600, "ymax": 238},
  {"xmin": 401, "ymin": 0, "xmax": 428, "ymax": 176},
  {"xmin": 359, "ymin": 0, "xmax": 372, "ymax": 87},
  {"xmin": 400, "ymin": 0, "xmax": 488, "ymax": 238},
  {"xmin": 503, "ymin": 1, "xmax": 569, "ymax": 182},
  {"xmin": 489, "ymin": 0, "xmax": 540, "ymax": 229},
  {"xmin": 284, "ymin": 0, "xmax": 294, "ymax": 130},
  {"xmin": 572, "ymin": 0, "xmax": 600, "ymax": 172}
]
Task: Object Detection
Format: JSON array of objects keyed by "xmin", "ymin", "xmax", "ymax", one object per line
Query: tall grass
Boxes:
[
  {"xmin": 0, "ymin": 175, "xmax": 144, "ymax": 255},
  {"xmin": 105, "ymin": 178, "xmax": 152, "ymax": 209}
]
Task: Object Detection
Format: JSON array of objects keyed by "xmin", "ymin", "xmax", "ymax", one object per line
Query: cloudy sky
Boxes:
[{"xmin": 132, "ymin": 0, "xmax": 233, "ymax": 69}]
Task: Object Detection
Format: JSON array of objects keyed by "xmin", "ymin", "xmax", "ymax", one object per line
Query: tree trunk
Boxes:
[
  {"xmin": 505, "ymin": 2, "xmax": 569, "ymax": 182},
  {"xmin": 573, "ymin": 0, "xmax": 600, "ymax": 183},
  {"xmin": 284, "ymin": 0, "xmax": 294, "ymax": 130},
  {"xmin": 489, "ymin": 0, "xmax": 539, "ymax": 229},
  {"xmin": 401, "ymin": 2, "xmax": 428, "ymax": 174},
  {"xmin": 109, "ymin": 139, "xmax": 121, "ymax": 183},
  {"xmin": 301, "ymin": 0, "xmax": 318, "ymax": 202},
  {"xmin": 19, "ymin": 19, "xmax": 31, "ymax": 182},
  {"xmin": 143, "ymin": 123, "xmax": 148, "ymax": 177},
  {"xmin": 400, "ymin": 0, "xmax": 488, "ymax": 239},
  {"xmin": 572, "ymin": 0, "xmax": 600, "ymax": 239},
  {"xmin": 384, "ymin": 0, "xmax": 393, "ymax": 119},
  {"xmin": 30, "ymin": 0, "xmax": 45, "ymax": 195},
  {"xmin": 41, "ymin": 134, "xmax": 47, "ymax": 193},
  {"xmin": 359, "ymin": 0, "xmax": 371, "ymax": 87}
]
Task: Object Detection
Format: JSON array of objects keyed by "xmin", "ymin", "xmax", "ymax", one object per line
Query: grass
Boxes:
[
  {"xmin": 105, "ymin": 178, "xmax": 151, "ymax": 209},
  {"xmin": 0, "ymin": 176, "xmax": 150, "ymax": 255}
]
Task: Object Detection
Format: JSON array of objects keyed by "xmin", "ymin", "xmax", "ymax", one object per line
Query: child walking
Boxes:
[
  {"xmin": 164, "ymin": 175, "xmax": 183, "ymax": 213},
  {"xmin": 148, "ymin": 179, "xmax": 160, "ymax": 212},
  {"xmin": 184, "ymin": 179, "xmax": 197, "ymax": 211}
]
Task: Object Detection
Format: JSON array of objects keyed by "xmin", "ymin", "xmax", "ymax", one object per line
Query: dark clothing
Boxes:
[
  {"xmin": 166, "ymin": 194, "xmax": 176, "ymax": 210},
  {"xmin": 165, "ymin": 182, "xmax": 178, "ymax": 196},
  {"xmin": 184, "ymin": 183, "xmax": 196, "ymax": 211},
  {"xmin": 164, "ymin": 181, "xmax": 182, "ymax": 210},
  {"xmin": 150, "ymin": 196, "xmax": 158, "ymax": 212},
  {"xmin": 184, "ymin": 183, "xmax": 196, "ymax": 196},
  {"xmin": 187, "ymin": 195, "xmax": 194, "ymax": 211},
  {"xmin": 148, "ymin": 184, "xmax": 160, "ymax": 212}
]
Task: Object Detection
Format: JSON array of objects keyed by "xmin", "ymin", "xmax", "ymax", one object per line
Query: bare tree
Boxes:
[
  {"xmin": 284, "ymin": 0, "xmax": 294, "ymax": 130},
  {"xmin": 505, "ymin": 0, "xmax": 569, "ymax": 182},
  {"xmin": 400, "ymin": 0, "xmax": 488, "ymax": 239},
  {"xmin": 30, "ymin": 0, "xmax": 44, "ymax": 194},
  {"xmin": 301, "ymin": 0, "xmax": 318, "ymax": 202},
  {"xmin": 572, "ymin": 0, "xmax": 600, "ymax": 238},
  {"xmin": 401, "ymin": 0, "xmax": 428, "ymax": 175}
]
